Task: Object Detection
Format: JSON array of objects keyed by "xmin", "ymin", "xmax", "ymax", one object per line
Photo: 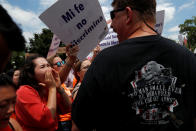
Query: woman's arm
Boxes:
[
  {"xmin": 44, "ymin": 69, "xmax": 58, "ymax": 119},
  {"xmin": 47, "ymin": 87, "xmax": 57, "ymax": 119},
  {"xmin": 59, "ymin": 45, "xmax": 79, "ymax": 83},
  {"xmin": 59, "ymin": 56, "xmax": 76, "ymax": 83},
  {"xmin": 9, "ymin": 118, "xmax": 23, "ymax": 131},
  {"xmin": 57, "ymin": 86, "xmax": 72, "ymax": 113},
  {"xmin": 90, "ymin": 45, "xmax": 100, "ymax": 63}
]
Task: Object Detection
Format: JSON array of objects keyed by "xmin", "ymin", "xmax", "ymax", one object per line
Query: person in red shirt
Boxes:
[
  {"xmin": 0, "ymin": 73, "xmax": 22, "ymax": 131},
  {"xmin": 15, "ymin": 54, "xmax": 71, "ymax": 131}
]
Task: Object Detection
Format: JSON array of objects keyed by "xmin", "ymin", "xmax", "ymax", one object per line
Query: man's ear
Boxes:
[{"xmin": 125, "ymin": 7, "xmax": 133, "ymax": 24}]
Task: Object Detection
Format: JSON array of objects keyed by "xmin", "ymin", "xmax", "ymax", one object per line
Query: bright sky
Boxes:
[{"xmin": 0, "ymin": 0, "xmax": 196, "ymax": 43}]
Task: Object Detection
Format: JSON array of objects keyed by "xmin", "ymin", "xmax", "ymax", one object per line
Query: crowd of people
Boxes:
[{"xmin": 0, "ymin": 0, "xmax": 196, "ymax": 131}]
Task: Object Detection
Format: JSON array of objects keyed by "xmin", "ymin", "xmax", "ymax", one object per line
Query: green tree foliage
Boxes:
[
  {"xmin": 179, "ymin": 16, "xmax": 196, "ymax": 49},
  {"xmin": 27, "ymin": 28, "xmax": 53, "ymax": 57},
  {"xmin": 4, "ymin": 51, "xmax": 25, "ymax": 72}
]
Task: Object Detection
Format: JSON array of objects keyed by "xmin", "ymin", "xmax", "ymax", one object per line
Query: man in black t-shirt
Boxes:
[{"xmin": 72, "ymin": 0, "xmax": 196, "ymax": 131}]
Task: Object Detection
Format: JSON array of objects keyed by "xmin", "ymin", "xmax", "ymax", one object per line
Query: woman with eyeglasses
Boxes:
[
  {"xmin": 72, "ymin": 45, "xmax": 100, "ymax": 100},
  {"xmin": 71, "ymin": 59, "xmax": 91, "ymax": 131},
  {"xmin": 47, "ymin": 45, "xmax": 79, "ymax": 131},
  {"xmin": 15, "ymin": 54, "xmax": 72, "ymax": 131},
  {"xmin": 48, "ymin": 55, "xmax": 72, "ymax": 131},
  {"xmin": 48, "ymin": 45, "xmax": 79, "ymax": 86},
  {"xmin": 48, "ymin": 55, "xmax": 73, "ymax": 131},
  {"xmin": 72, "ymin": 59, "xmax": 91, "ymax": 100},
  {"xmin": 52, "ymin": 57, "xmax": 65, "ymax": 71}
]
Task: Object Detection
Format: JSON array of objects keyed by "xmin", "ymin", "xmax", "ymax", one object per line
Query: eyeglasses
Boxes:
[
  {"xmin": 110, "ymin": 7, "xmax": 126, "ymax": 20},
  {"xmin": 80, "ymin": 65, "xmax": 90, "ymax": 71},
  {"xmin": 54, "ymin": 61, "xmax": 65, "ymax": 67}
]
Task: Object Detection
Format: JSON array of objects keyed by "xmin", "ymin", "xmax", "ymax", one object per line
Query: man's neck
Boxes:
[{"xmin": 127, "ymin": 21, "xmax": 157, "ymax": 39}]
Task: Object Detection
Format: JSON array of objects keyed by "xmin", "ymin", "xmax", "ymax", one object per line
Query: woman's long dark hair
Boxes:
[{"xmin": 18, "ymin": 54, "xmax": 43, "ymax": 91}]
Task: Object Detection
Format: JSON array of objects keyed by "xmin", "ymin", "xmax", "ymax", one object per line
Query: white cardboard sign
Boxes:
[
  {"xmin": 99, "ymin": 24, "xmax": 118, "ymax": 50},
  {"xmin": 39, "ymin": 0, "xmax": 108, "ymax": 60},
  {"xmin": 155, "ymin": 10, "xmax": 165, "ymax": 35},
  {"xmin": 47, "ymin": 34, "xmax": 61, "ymax": 59},
  {"xmin": 178, "ymin": 34, "xmax": 184, "ymax": 46}
]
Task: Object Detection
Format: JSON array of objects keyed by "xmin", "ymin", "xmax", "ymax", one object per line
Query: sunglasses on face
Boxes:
[
  {"xmin": 110, "ymin": 7, "xmax": 126, "ymax": 20},
  {"xmin": 54, "ymin": 61, "xmax": 65, "ymax": 67}
]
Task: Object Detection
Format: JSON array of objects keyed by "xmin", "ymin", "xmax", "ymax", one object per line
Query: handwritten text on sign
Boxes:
[{"xmin": 39, "ymin": 0, "xmax": 108, "ymax": 60}]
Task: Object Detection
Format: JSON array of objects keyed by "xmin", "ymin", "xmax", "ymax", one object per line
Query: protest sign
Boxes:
[
  {"xmin": 46, "ymin": 34, "xmax": 61, "ymax": 59},
  {"xmin": 86, "ymin": 20, "xmax": 118, "ymax": 60},
  {"xmin": 99, "ymin": 23, "xmax": 118, "ymax": 50},
  {"xmin": 178, "ymin": 34, "xmax": 184, "ymax": 46},
  {"xmin": 155, "ymin": 10, "xmax": 165, "ymax": 35},
  {"xmin": 39, "ymin": 0, "xmax": 108, "ymax": 60},
  {"xmin": 194, "ymin": 48, "xmax": 196, "ymax": 54}
]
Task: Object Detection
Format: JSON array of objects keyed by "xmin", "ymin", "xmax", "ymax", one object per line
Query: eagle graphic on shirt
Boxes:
[{"xmin": 128, "ymin": 61, "xmax": 183, "ymax": 125}]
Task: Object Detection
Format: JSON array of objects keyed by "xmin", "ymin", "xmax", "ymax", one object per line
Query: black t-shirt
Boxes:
[{"xmin": 72, "ymin": 35, "xmax": 196, "ymax": 131}]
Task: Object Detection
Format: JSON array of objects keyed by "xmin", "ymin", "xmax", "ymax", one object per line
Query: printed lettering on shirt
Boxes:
[{"xmin": 128, "ymin": 61, "xmax": 183, "ymax": 125}]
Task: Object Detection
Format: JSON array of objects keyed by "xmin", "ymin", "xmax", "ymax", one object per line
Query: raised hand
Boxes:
[
  {"xmin": 39, "ymin": 68, "xmax": 60, "ymax": 89},
  {"xmin": 93, "ymin": 45, "xmax": 100, "ymax": 56},
  {"xmin": 90, "ymin": 44, "xmax": 101, "ymax": 62},
  {"xmin": 51, "ymin": 69, "xmax": 61, "ymax": 88},
  {"xmin": 66, "ymin": 44, "xmax": 79, "ymax": 58}
]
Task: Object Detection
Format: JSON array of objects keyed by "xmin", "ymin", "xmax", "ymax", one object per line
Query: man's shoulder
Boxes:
[
  {"xmin": 17, "ymin": 85, "xmax": 39, "ymax": 96},
  {"xmin": 94, "ymin": 44, "xmax": 120, "ymax": 62},
  {"xmin": 93, "ymin": 35, "xmax": 164, "ymax": 63}
]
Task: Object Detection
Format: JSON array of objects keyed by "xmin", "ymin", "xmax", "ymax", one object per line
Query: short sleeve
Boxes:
[{"xmin": 15, "ymin": 85, "xmax": 56, "ymax": 128}]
